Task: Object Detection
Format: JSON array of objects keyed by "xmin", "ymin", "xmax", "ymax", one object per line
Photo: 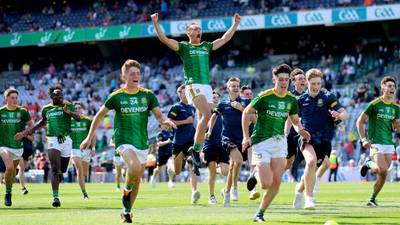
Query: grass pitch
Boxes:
[{"xmin": 1, "ymin": 182, "xmax": 399, "ymax": 225}]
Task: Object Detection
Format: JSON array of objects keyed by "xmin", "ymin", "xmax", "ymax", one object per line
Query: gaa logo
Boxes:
[
  {"xmin": 207, "ymin": 20, "xmax": 226, "ymax": 31},
  {"xmin": 374, "ymin": 7, "xmax": 395, "ymax": 18},
  {"xmin": 271, "ymin": 15, "xmax": 292, "ymax": 26},
  {"xmin": 239, "ymin": 17, "xmax": 258, "ymax": 28},
  {"xmin": 338, "ymin": 9, "xmax": 359, "ymax": 21},
  {"xmin": 305, "ymin": 12, "xmax": 324, "ymax": 23},
  {"xmin": 147, "ymin": 24, "xmax": 165, "ymax": 35}
]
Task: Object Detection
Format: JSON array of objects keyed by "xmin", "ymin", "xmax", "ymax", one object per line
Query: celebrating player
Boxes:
[
  {"xmin": 152, "ymin": 12, "xmax": 241, "ymax": 174},
  {"xmin": 1, "ymin": 88, "xmax": 33, "ymax": 206},
  {"xmin": 357, "ymin": 76, "xmax": 399, "ymax": 207},
  {"xmin": 80, "ymin": 59, "xmax": 176, "ymax": 223}
]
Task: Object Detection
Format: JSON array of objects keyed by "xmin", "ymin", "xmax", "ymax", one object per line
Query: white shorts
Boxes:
[
  {"xmin": 251, "ymin": 136, "xmax": 287, "ymax": 165},
  {"xmin": 114, "ymin": 156, "xmax": 124, "ymax": 167},
  {"xmin": 72, "ymin": 149, "xmax": 91, "ymax": 162},
  {"xmin": 0, "ymin": 146, "xmax": 23, "ymax": 160},
  {"xmin": 185, "ymin": 84, "xmax": 213, "ymax": 105},
  {"xmin": 47, "ymin": 136, "xmax": 72, "ymax": 158},
  {"xmin": 116, "ymin": 144, "xmax": 148, "ymax": 164},
  {"xmin": 370, "ymin": 144, "xmax": 395, "ymax": 156}
]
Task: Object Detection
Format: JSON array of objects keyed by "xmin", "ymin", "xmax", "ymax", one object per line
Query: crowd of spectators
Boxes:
[{"xmin": 2, "ymin": 0, "xmax": 400, "ymax": 33}]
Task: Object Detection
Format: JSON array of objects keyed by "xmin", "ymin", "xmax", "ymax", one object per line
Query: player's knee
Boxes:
[
  {"xmin": 220, "ymin": 167, "xmax": 229, "ymax": 176},
  {"xmin": 202, "ymin": 111, "xmax": 212, "ymax": 120},
  {"xmin": 377, "ymin": 167, "xmax": 388, "ymax": 176},
  {"xmin": 4, "ymin": 162, "xmax": 14, "ymax": 171},
  {"xmin": 233, "ymin": 159, "xmax": 242, "ymax": 166},
  {"xmin": 260, "ymin": 178, "xmax": 273, "ymax": 190},
  {"xmin": 307, "ymin": 158, "xmax": 317, "ymax": 169}
]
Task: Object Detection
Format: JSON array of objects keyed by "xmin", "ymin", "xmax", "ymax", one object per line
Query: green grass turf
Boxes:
[{"xmin": 0, "ymin": 182, "xmax": 399, "ymax": 225}]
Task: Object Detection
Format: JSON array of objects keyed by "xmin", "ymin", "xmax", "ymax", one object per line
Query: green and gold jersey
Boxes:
[
  {"xmin": 104, "ymin": 87, "xmax": 160, "ymax": 150},
  {"xmin": 70, "ymin": 115, "xmax": 92, "ymax": 149},
  {"xmin": 41, "ymin": 102, "xmax": 77, "ymax": 137},
  {"xmin": 0, "ymin": 106, "xmax": 31, "ymax": 148},
  {"xmin": 251, "ymin": 89, "xmax": 299, "ymax": 145},
  {"xmin": 364, "ymin": 97, "xmax": 400, "ymax": 145},
  {"xmin": 176, "ymin": 41, "xmax": 213, "ymax": 85}
]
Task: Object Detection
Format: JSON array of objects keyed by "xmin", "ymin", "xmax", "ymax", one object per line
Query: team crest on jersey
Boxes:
[
  {"xmin": 255, "ymin": 153, "xmax": 262, "ymax": 159},
  {"xmin": 286, "ymin": 103, "xmax": 291, "ymax": 110},
  {"xmin": 141, "ymin": 97, "xmax": 147, "ymax": 104},
  {"xmin": 278, "ymin": 101, "xmax": 285, "ymax": 110},
  {"xmin": 318, "ymin": 99, "xmax": 324, "ymax": 107},
  {"xmin": 17, "ymin": 112, "xmax": 21, "ymax": 118},
  {"xmin": 8, "ymin": 112, "xmax": 14, "ymax": 118}
]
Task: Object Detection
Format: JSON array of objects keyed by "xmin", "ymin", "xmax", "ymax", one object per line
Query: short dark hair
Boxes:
[
  {"xmin": 272, "ymin": 64, "xmax": 292, "ymax": 77},
  {"xmin": 48, "ymin": 84, "xmax": 63, "ymax": 95},
  {"xmin": 381, "ymin": 76, "xmax": 397, "ymax": 88},
  {"xmin": 177, "ymin": 84, "xmax": 185, "ymax": 93},
  {"xmin": 290, "ymin": 68, "xmax": 305, "ymax": 80},
  {"xmin": 4, "ymin": 88, "xmax": 18, "ymax": 98},
  {"xmin": 240, "ymin": 85, "xmax": 251, "ymax": 93}
]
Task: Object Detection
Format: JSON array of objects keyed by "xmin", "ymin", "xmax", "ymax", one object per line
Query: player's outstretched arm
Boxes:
[
  {"xmin": 152, "ymin": 107, "xmax": 177, "ymax": 129},
  {"xmin": 289, "ymin": 114, "xmax": 310, "ymax": 142},
  {"xmin": 81, "ymin": 105, "xmax": 109, "ymax": 150},
  {"xmin": 158, "ymin": 139, "xmax": 172, "ymax": 147},
  {"xmin": 241, "ymin": 104, "xmax": 254, "ymax": 151},
  {"xmin": 151, "ymin": 13, "xmax": 179, "ymax": 51},
  {"xmin": 356, "ymin": 112, "xmax": 371, "ymax": 148},
  {"xmin": 205, "ymin": 113, "xmax": 218, "ymax": 139},
  {"xmin": 284, "ymin": 118, "xmax": 292, "ymax": 137},
  {"xmin": 170, "ymin": 116, "xmax": 193, "ymax": 126},
  {"xmin": 329, "ymin": 107, "xmax": 349, "ymax": 121},
  {"xmin": 15, "ymin": 119, "xmax": 46, "ymax": 140},
  {"xmin": 212, "ymin": 13, "xmax": 241, "ymax": 51}
]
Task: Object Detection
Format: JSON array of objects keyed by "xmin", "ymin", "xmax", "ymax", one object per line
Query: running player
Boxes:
[
  {"xmin": 152, "ymin": 12, "xmax": 241, "ymax": 173},
  {"xmin": 240, "ymin": 85, "xmax": 261, "ymax": 200},
  {"xmin": 0, "ymin": 88, "xmax": 33, "ymax": 206},
  {"xmin": 247, "ymin": 68, "xmax": 306, "ymax": 194},
  {"xmin": 292, "ymin": 69, "xmax": 348, "ymax": 210},
  {"xmin": 80, "ymin": 59, "xmax": 175, "ymax": 223},
  {"xmin": 204, "ymin": 91, "xmax": 229, "ymax": 205},
  {"xmin": 70, "ymin": 102, "xmax": 95, "ymax": 199},
  {"xmin": 16, "ymin": 84, "xmax": 81, "ymax": 208},
  {"xmin": 18, "ymin": 136, "xmax": 34, "ymax": 195},
  {"xmin": 209, "ymin": 77, "xmax": 250, "ymax": 206},
  {"xmin": 167, "ymin": 84, "xmax": 200, "ymax": 204},
  {"xmin": 150, "ymin": 124, "xmax": 174, "ymax": 188},
  {"xmin": 285, "ymin": 68, "xmax": 306, "ymax": 170},
  {"xmin": 357, "ymin": 76, "xmax": 399, "ymax": 206},
  {"xmin": 242, "ymin": 64, "xmax": 311, "ymax": 222}
]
